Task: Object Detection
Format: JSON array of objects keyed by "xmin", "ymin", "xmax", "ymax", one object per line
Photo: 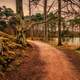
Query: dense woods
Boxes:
[{"xmin": 0, "ymin": 0, "xmax": 80, "ymax": 80}]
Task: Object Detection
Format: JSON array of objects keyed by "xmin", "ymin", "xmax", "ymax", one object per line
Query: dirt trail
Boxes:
[{"xmin": 5, "ymin": 41, "xmax": 80, "ymax": 80}]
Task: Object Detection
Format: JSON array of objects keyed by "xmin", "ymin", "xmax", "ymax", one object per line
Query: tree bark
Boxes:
[
  {"xmin": 44, "ymin": 0, "xmax": 48, "ymax": 41},
  {"xmin": 29, "ymin": 0, "xmax": 31, "ymax": 17},
  {"xmin": 58, "ymin": 0, "xmax": 62, "ymax": 46},
  {"xmin": 16, "ymin": 0, "xmax": 24, "ymax": 18}
]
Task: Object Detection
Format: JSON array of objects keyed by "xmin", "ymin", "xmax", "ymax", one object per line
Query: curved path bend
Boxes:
[{"xmin": 5, "ymin": 41, "xmax": 80, "ymax": 80}]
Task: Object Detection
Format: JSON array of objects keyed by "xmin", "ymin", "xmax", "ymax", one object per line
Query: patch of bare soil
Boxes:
[{"xmin": 1, "ymin": 41, "xmax": 80, "ymax": 80}]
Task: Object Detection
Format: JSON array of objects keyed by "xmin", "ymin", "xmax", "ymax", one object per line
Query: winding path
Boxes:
[{"xmin": 5, "ymin": 41, "xmax": 80, "ymax": 80}]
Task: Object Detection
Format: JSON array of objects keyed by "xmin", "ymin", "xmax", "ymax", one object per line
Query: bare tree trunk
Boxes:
[
  {"xmin": 44, "ymin": 0, "xmax": 48, "ymax": 41},
  {"xmin": 58, "ymin": 0, "xmax": 62, "ymax": 46},
  {"xmin": 16, "ymin": 0, "xmax": 24, "ymax": 18},
  {"xmin": 16, "ymin": 17, "xmax": 27, "ymax": 46},
  {"xmin": 16, "ymin": 0, "xmax": 26, "ymax": 46},
  {"xmin": 29, "ymin": 0, "xmax": 33, "ymax": 39},
  {"xmin": 29, "ymin": 0, "xmax": 31, "ymax": 17}
]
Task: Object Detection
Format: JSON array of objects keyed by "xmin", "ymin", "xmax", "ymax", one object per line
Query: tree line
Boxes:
[{"xmin": 0, "ymin": 0, "xmax": 80, "ymax": 45}]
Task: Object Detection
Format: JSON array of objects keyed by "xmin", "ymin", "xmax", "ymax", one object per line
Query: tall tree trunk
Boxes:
[
  {"xmin": 16, "ymin": 0, "xmax": 26, "ymax": 46},
  {"xmin": 29, "ymin": 0, "xmax": 31, "ymax": 17},
  {"xmin": 16, "ymin": 0, "xmax": 24, "ymax": 18},
  {"xmin": 44, "ymin": 0, "xmax": 48, "ymax": 41},
  {"xmin": 29, "ymin": 0, "xmax": 33, "ymax": 39},
  {"xmin": 58, "ymin": 0, "xmax": 62, "ymax": 46}
]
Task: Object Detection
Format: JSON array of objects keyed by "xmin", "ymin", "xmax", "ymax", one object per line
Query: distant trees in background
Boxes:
[
  {"xmin": 31, "ymin": 13, "xmax": 44, "ymax": 21},
  {"xmin": 1, "ymin": 0, "xmax": 80, "ymax": 45}
]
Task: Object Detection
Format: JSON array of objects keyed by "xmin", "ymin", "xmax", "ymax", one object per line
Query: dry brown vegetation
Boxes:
[{"xmin": 0, "ymin": 31, "xmax": 29, "ymax": 79}]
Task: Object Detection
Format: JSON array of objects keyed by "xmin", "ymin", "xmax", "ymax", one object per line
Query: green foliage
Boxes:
[
  {"xmin": 74, "ymin": 18, "xmax": 80, "ymax": 24},
  {"xmin": 31, "ymin": 13, "xmax": 44, "ymax": 21},
  {"xmin": 48, "ymin": 12, "xmax": 57, "ymax": 20},
  {"xmin": 3, "ymin": 8, "xmax": 14, "ymax": 17},
  {"xmin": 68, "ymin": 17, "xmax": 80, "ymax": 25},
  {"xmin": 0, "ymin": 54, "xmax": 16, "ymax": 71},
  {"xmin": 0, "ymin": 6, "xmax": 15, "ymax": 31},
  {"xmin": 0, "ymin": 20, "xmax": 7, "ymax": 31},
  {"xmin": 0, "ymin": 6, "xmax": 14, "ymax": 17}
]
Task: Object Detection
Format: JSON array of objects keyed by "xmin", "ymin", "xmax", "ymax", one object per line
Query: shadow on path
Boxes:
[
  {"xmin": 5, "ymin": 43, "xmax": 47, "ymax": 80},
  {"xmin": 58, "ymin": 48, "xmax": 80, "ymax": 72}
]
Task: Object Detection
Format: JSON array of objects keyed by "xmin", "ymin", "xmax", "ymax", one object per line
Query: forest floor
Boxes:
[{"xmin": 2, "ymin": 40, "xmax": 80, "ymax": 80}]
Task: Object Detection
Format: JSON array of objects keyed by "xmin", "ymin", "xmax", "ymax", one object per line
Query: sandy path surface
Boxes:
[{"xmin": 5, "ymin": 41, "xmax": 80, "ymax": 80}]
